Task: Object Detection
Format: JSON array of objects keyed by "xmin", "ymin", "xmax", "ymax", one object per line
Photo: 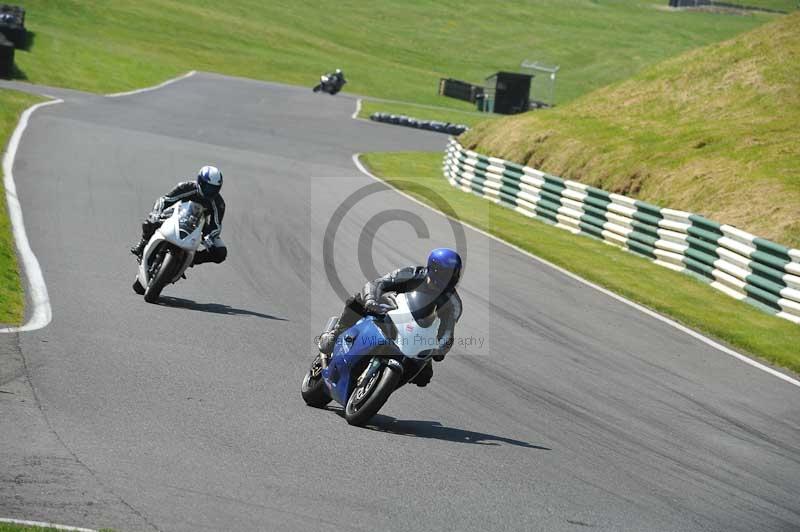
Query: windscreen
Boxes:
[
  {"xmin": 177, "ymin": 202, "xmax": 204, "ymax": 233},
  {"xmin": 403, "ymin": 289, "xmax": 439, "ymax": 328}
]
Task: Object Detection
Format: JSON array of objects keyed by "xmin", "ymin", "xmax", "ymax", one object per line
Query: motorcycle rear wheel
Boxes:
[
  {"xmin": 301, "ymin": 354, "xmax": 332, "ymax": 407},
  {"xmin": 344, "ymin": 364, "xmax": 401, "ymax": 426},
  {"xmin": 144, "ymin": 249, "xmax": 179, "ymax": 303}
]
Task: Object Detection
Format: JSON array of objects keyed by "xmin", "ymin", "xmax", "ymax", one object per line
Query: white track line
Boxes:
[
  {"xmin": 351, "ymin": 98, "xmax": 362, "ymax": 120},
  {"xmin": 106, "ymin": 70, "xmax": 196, "ymax": 98},
  {"xmin": 2, "ymin": 72, "xmax": 197, "ymax": 334},
  {"xmin": 352, "ymin": 153, "xmax": 800, "ymax": 388},
  {"xmin": 0, "ymin": 517, "xmax": 97, "ymax": 531},
  {"xmin": 1, "ymin": 99, "xmax": 63, "ymax": 333}
]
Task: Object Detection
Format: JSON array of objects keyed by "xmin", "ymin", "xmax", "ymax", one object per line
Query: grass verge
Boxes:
[
  {"xmin": 358, "ymin": 100, "xmax": 496, "ymax": 128},
  {"xmin": 0, "ymin": 523, "xmax": 113, "ymax": 532},
  {"xmin": 0, "ymin": 526, "xmax": 62, "ymax": 532},
  {"xmin": 0, "ymin": 89, "xmax": 44, "ymax": 326},
  {"xmin": 463, "ymin": 13, "xmax": 800, "ymax": 247},
  {"xmin": 361, "ymin": 151, "xmax": 800, "ymax": 375},
  {"xmin": 13, "ymin": 1, "xmax": 781, "ymax": 106}
]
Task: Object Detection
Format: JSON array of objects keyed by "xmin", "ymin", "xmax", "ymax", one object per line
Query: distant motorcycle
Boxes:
[
  {"xmin": 301, "ymin": 291, "xmax": 442, "ymax": 426},
  {"xmin": 312, "ymin": 70, "xmax": 346, "ymax": 95},
  {"xmin": 132, "ymin": 201, "xmax": 205, "ymax": 303}
]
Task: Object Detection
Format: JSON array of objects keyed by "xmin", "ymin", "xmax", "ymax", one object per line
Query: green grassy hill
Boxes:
[
  {"xmin": 11, "ymin": 0, "xmax": 782, "ymax": 107},
  {"xmin": 462, "ymin": 12, "xmax": 800, "ymax": 247}
]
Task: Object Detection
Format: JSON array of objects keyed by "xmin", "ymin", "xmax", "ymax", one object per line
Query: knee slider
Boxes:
[{"xmin": 210, "ymin": 246, "xmax": 227, "ymax": 263}]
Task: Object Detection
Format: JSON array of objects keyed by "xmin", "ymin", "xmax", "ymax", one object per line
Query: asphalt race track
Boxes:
[{"xmin": 1, "ymin": 73, "xmax": 798, "ymax": 532}]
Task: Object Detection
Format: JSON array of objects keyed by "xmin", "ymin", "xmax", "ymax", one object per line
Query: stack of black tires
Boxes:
[
  {"xmin": 370, "ymin": 112, "xmax": 469, "ymax": 136},
  {"xmin": 0, "ymin": 4, "xmax": 27, "ymax": 79}
]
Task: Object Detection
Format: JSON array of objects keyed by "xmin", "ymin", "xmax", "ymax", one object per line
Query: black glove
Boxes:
[
  {"xmin": 433, "ymin": 335, "xmax": 453, "ymax": 361},
  {"xmin": 364, "ymin": 298, "xmax": 385, "ymax": 315},
  {"xmin": 365, "ymin": 294, "xmax": 397, "ymax": 315}
]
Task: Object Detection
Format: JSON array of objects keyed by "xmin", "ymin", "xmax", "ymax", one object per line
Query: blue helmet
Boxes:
[
  {"xmin": 197, "ymin": 165, "xmax": 223, "ymax": 199},
  {"xmin": 426, "ymin": 248, "xmax": 462, "ymax": 290}
]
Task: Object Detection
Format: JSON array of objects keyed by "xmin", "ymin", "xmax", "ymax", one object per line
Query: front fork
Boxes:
[
  {"xmin": 356, "ymin": 357, "xmax": 403, "ymax": 387},
  {"xmin": 355, "ymin": 357, "xmax": 381, "ymax": 387},
  {"xmin": 318, "ymin": 316, "xmax": 340, "ymax": 369}
]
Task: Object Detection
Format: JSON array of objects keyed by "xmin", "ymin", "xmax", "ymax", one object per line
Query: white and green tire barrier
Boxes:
[{"xmin": 443, "ymin": 139, "xmax": 800, "ymax": 324}]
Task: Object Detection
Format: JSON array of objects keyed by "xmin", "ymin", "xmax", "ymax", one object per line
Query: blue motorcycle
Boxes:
[{"xmin": 301, "ymin": 291, "xmax": 441, "ymax": 426}]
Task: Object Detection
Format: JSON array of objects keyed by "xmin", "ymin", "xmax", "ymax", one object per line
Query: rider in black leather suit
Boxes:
[
  {"xmin": 130, "ymin": 166, "xmax": 227, "ymax": 266},
  {"xmin": 318, "ymin": 249, "xmax": 463, "ymax": 387}
]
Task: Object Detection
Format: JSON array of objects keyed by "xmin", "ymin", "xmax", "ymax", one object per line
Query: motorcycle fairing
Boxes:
[
  {"xmin": 387, "ymin": 293, "xmax": 441, "ymax": 359},
  {"xmin": 137, "ymin": 201, "xmax": 205, "ymax": 288},
  {"xmin": 322, "ymin": 316, "xmax": 398, "ymax": 406},
  {"xmin": 319, "ymin": 290, "xmax": 443, "ymax": 407}
]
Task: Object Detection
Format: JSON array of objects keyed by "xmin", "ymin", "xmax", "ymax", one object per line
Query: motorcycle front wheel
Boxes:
[
  {"xmin": 132, "ymin": 277, "xmax": 145, "ymax": 295},
  {"xmin": 344, "ymin": 363, "xmax": 401, "ymax": 426},
  {"xmin": 301, "ymin": 354, "xmax": 332, "ymax": 407},
  {"xmin": 144, "ymin": 248, "xmax": 180, "ymax": 303}
]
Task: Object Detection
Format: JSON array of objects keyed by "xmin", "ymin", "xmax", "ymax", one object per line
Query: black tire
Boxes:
[
  {"xmin": 344, "ymin": 363, "xmax": 402, "ymax": 426},
  {"xmin": 312, "ymin": 84, "xmax": 322, "ymax": 93},
  {"xmin": 132, "ymin": 277, "xmax": 145, "ymax": 295},
  {"xmin": 144, "ymin": 250, "xmax": 179, "ymax": 303},
  {"xmin": 301, "ymin": 354, "xmax": 332, "ymax": 407}
]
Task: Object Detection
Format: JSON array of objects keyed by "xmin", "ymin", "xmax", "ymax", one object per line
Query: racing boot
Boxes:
[
  {"xmin": 130, "ymin": 237, "xmax": 147, "ymax": 261},
  {"xmin": 317, "ymin": 316, "xmax": 343, "ymax": 356},
  {"xmin": 131, "ymin": 219, "xmax": 158, "ymax": 262}
]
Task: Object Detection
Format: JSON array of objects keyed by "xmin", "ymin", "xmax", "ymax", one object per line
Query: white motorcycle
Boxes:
[{"xmin": 132, "ymin": 201, "xmax": 206, "ymax": 303}]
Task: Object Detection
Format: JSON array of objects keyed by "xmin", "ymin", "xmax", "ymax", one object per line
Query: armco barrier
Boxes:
[
  {"xmin": 667, "ymin": 0, "xmax": 789, "ymax": 14},
  {"xmin": 370, "ymin": 112, "xmax": 469, "ymax": 136},
  {"xmin": 443, "ymin": 138, "xmax": 800, "ymax": 324}
]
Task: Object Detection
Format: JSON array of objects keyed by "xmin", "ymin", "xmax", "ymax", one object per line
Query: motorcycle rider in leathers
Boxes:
[
  {"xmin": 130, "ymin": 165, "xmax": 227, "ymax": 267},
  {"xmin": 318, "ymin": 248, "xmax": 463, "ymax": 387}
]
